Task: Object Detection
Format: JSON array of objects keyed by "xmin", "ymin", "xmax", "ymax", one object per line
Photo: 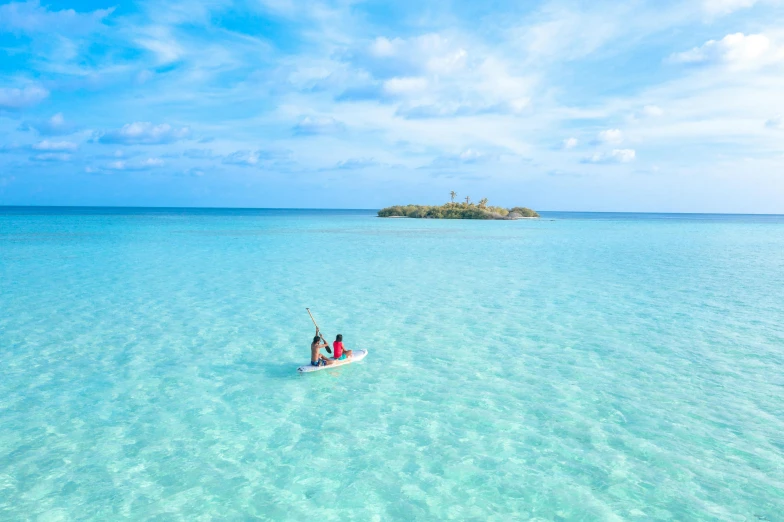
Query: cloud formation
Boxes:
[
  {"xmin": 223, "ymin": 150, "xmax": 263, "ymax": 166},
  {"xmin": 583, "ymin": 149, "xmax": 636, "ymax": 164},
  {"xmin": 2, "ymin": 0, "xmax": 784, "ymax": 211},
  {"xmin": 425, "ymin": 149, "xmax": 499, "ymax": 169},
  {"xmin": 32, "ymin": 140, "xmax": 78, "ymax": 151},
  {"xmin": 670, "ymin": 33, "xmax": 782, "ymax": 68},
  {"xmin": 334, "ymin": 158, "xmax": 379, "ymax": 170},
  {"xmin": 104, "ymin": 157, "xmax": 165, "ymax": 171},
  {"xmin": 702, "ymin": 0, "xmax": 765, "ymax": 16},
  {"xmin": 97, "ymin": 123, "xmax": 190, "ymax": 145},
  {"xmin": 292, "ymin": 116, "xmax": 345, "ymax": 136},
  {"xmin": 31, "ymin": 152, "xmax": 72, "ymax": 162},
  {"xmin": 562, "ymin": 138, "xmax": 578, "ymax": 149},
  {"xmin": 338, "ymin": 33, "xmax": 533, "ymax": 119},
  {"xmin": 18, "ymin": 113, "xmax": 76, "ymax": 135},
  {"xmin": 357, "ymin": 34, "xmax": 468, "ymax": 79},
  {"xmin": 0, "ymin": 0, "xmax": 113, "ymax": 35},
  {"xmin": 765, "ymin": 116, "xmax": 783, "ymax": 129},
  {"xmin": 0, "ymin": 85, "xmax": 48, "ymax": 110},
  {"xmin": 597, "ymin": 129, "xmax": 624, "ymax": 145}
]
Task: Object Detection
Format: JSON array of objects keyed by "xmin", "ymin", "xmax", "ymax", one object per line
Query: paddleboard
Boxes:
[{"xmin": 297, "ymin": 349, "xmax": 368, "ymax": 373}]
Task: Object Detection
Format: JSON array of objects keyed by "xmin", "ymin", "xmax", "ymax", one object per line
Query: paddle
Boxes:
[{"xmin": 306, "ymin": 308, "xmax": 332, "ymax": 354}]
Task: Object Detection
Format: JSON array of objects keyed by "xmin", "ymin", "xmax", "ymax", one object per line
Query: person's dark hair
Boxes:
[
  {"xmin": 336, "ymin": 334, "xmax": 343, "ymax": 342},
  {"xmin": 313, "ymin": 335, "xmax": 321, "ymax": 344}
]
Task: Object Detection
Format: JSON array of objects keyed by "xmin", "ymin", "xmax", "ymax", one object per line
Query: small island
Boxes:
[{"xmin": 378, "ymin": 193, "xmax": 539, "ymax": 220}]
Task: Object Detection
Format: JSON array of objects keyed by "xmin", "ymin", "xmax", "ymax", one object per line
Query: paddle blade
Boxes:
[{"xmin": 326, "ymin": 347, "xmax": 332, "ymax": 354}]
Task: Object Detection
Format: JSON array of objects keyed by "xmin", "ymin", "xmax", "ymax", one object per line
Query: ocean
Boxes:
[{"xmin": 1, "ymin": 207, "xmax": 783, "ymax": 520}]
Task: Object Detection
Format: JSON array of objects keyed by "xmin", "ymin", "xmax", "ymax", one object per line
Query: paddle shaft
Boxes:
[{"xmin": 306, "ymin": 308, "xmax": 332, "ymax": 354}]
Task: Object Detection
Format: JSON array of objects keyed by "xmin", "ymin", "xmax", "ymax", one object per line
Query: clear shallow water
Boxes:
[{"xmin": 1, "ymin": 208, "xmax": 783, "ymax": 521}]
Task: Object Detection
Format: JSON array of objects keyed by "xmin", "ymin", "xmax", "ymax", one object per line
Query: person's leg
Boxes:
[{"xmin": 346, "ymin": 350, "xmax": 353, "ymax": 358}]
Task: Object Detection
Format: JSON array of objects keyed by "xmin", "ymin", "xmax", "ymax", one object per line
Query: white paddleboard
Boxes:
[{"xmin": 297, "ymin": 349, "xmax": 368, "ymax": 373}]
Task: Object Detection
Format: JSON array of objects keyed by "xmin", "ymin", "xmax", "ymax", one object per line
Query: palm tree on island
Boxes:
[{"xmin": 378, "ymin": 195, "xmax": 539, "ymax": 220}]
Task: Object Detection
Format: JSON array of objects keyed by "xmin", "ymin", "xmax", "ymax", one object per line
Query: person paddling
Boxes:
[
  {"xmin": 310, "ymin": 329, "xmax": 333, "ymax": 367},
  {"xmin": 332, "ymin": 334, "xmax": 353, "ymax": 361}
]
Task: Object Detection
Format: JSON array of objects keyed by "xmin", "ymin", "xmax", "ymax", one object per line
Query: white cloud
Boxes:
[
  {"xmin": 426, "ymin": 148, "xmax": 498, "ymax": 169},
  {"xmin": 516, "ymin": 7, "xmax": 620, "ymax": 63},
  {"xmin": 136, "ymin": 38, "xmax": 183, "ymax": 63},
  {"xmin": 383, "ymin": 77, "xmax": 429, "ymax": 96},
  {"xmin": 105, "ymin": 157, "xmax": 164, "ymax": 170},
  {"xmin": 135, "ymin": 26, "xmax": 184, "ymax": 64},
  {"xmin": 32, "ymin": 139, "xmax": 78, "ymax": 151},
  {"xmin": 0, "ymin": 0, "xmax": 113, "ymax": 34},
  {"xmin": 598, "ymin": 129, "xmax": 624, "ymax": 145},
  {"xmin": 458, "ymin": 149, "xmax": 485, "ymax": 162},
  {"xmin": 292, "ymin": 116, "xmax": 345, "ymax": 135},
  {"xmin": 7, "ymin": 0, "xmax": 784, "ymax": 212},
  {"xmin": 31, "ymin": 152, "xmax": 72, "ymax": 162},
  {"xmin": 98, "ymin": 122, "xmax": 190, "ymax": 145},
  {"xmin": 583, "ymin": 149, "xmax": 636, "ymax": 164},
  {"xmin": 341, "ymin": 33, "xmax": 534, "ymax": 119},
  {"xmin": 18, "ymin": 113, "xmax": 76, "ymax": 135},
  {"xmin": 143, "ymin": 158, "xmax": 164, "ymax": 167},
  {"xmin": 223, "ymin": 150, "xmax": 261, "ymax": 166},
  {"xmin": 366, "ymin": 34, "xmax": 468, "ymax": 76},
  {"xmin": 765, "ymin": 116, "xmax": 783, "ymax": 129},
  {"xmin": 0, "ymin": 85, "xmax": 49, "ymax": 110},
  {"xmin": 369, "ymin": 37, "xmax": 398, "ymax": 58},
  {"xmin": 702, "ymin": 0, "xmax": 762, "ymax": 16},
  {"xmin": 106, "ymin": 160, "xmax": 126, "ymax": 170},
  {"xmin": 427, "ymin": 49, "xmax": 468, "ymax": 75},
  {"xmin": 222, "ymin": 148, "xmax": 290, "ymax": 166},
  {"xmin": 135, "ymin": 70, "xmax": 154, "ymax": 85},
  {"xmin": 563, "ymin": 137, "xmax": 578, "ymax": 149},
  {"xmin": 670, "ymin": 33, "xmax": 782, "ymax": 68},
  {"xmin": 334, "ymin": 158, "xmax": 378, "ymax": 170}
]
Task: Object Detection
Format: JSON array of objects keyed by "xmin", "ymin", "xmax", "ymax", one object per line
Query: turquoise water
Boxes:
[{"xmin": 1, "ymin": 208, "xmax": 783, "ymax": 521}]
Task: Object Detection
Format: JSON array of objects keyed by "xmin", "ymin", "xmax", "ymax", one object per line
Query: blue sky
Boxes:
[{"xmin": 1, "ymin": 0, "xmax": 783, "ymax": 211}]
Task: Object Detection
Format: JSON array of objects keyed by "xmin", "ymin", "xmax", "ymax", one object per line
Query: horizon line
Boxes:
[{"xmin": 1, "ymin": 205, "xmax": 783, "ymax": 216}]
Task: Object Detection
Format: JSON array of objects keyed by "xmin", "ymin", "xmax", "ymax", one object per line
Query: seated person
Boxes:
[
  {"xmin": 310, "ymin": 332, "xmax": 333, "ymax": 367},
  {"xmin": 332, "ymin": 334, "xmax": 353, "ymax": 360}
]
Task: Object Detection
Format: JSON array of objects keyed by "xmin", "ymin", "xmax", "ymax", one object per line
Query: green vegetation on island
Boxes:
[{"xmin": 378, "ymin": 193, "xmax": 539, "ymax": 220}]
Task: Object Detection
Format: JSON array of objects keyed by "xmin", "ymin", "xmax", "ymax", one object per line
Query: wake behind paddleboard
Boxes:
[{"xmin": 297, "ymin": 349, "xmax": 368, "ymax": 373}]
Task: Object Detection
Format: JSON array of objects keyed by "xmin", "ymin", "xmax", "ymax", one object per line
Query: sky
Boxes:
[{"xmin": 1, "ymin": 0, "xmax": 783, "ymax": 211}]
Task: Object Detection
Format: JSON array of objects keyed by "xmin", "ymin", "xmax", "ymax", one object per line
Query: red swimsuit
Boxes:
[{"xmin": 333, "ymin": 341, "xmax": 344, "ymax": 359}]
